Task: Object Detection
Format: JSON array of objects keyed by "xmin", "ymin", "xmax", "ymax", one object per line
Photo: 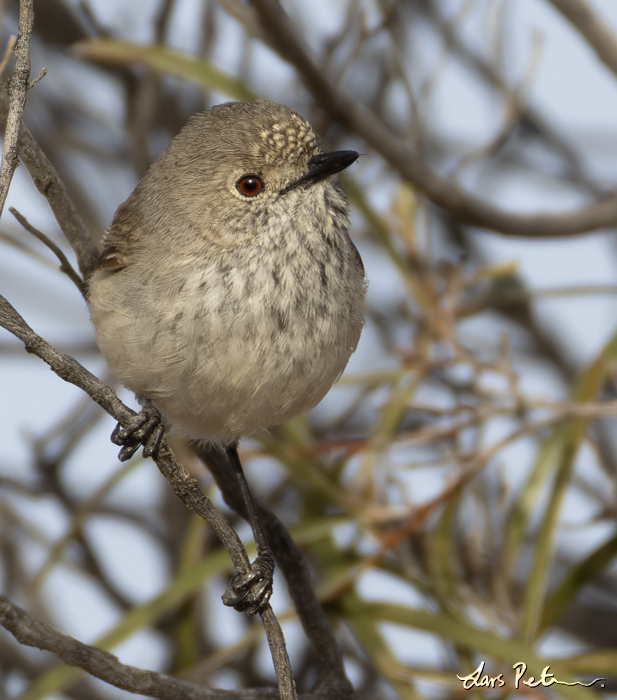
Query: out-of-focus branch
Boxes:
[
  {"xmin": 215, "ymin": 0, "xmax": 267, "ymax": 44},
  {"xmin": 0, "ymin": 0, "xmax": 34, "ymax": 217},
  {"xmin": 415, "ymin": 0, "xmax": 597, "ymax": 193},
  {"xmin": 0, "ymin": 36, "xmax": 16, "ymax": 78},
  {"xmin": 549, "ymin": 0, "xmax": 617, "ymax": 79},
  {"xmin": 247, "ymin": 0, "xmax": 617, "ymax": 238}
]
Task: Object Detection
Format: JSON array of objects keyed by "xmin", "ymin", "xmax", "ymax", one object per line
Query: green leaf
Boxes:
[
  {"xmin": 503, "ymin": 427, "xmax": 562, "ymax": 571},
  {"xmin": 520, "ymin": 328, "xmax": 617, "ymax": 644},
  {"xmin": 541, "ymin": 531, "xmax": 617, "ymax": 630},
  {"xmin": 346, "ymin": 591, "xmax": 424, "ymax": 700}
]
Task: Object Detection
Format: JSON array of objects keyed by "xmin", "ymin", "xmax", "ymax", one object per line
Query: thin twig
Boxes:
[
  {"xmin": 415, "ymin": 0, "xmax": 599, "ymax": 196},
  {"xmin": 0, "ymin": 229, "xmax": 58, "ymax": 269},
  {"xmin": 0, "ymin": 0, "xmax": 34, "ymax": 218},
  {"xmin": 261, "ymin": 608, "xmax": 298, "ymax": 700},
  {"xmin": 0, "ymin": 87, "xmax": 100, "ymax": 278},
  {"xmin": 9, "ymin": 207, "xmax": 86, "ymax": 296},
  {"xmin": 215, "ymin": 0, "xmax": 267, "ymax": 44},
  {"xmin": 28, "ymin": 66, "xmax": 47, "ymax": 88},
  {"xmin": 451, "ymin": 30, "xmax": 544, "ymax": 180}
]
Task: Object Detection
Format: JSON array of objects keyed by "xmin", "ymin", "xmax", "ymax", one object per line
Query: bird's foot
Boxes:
[
  {"xmin": 111, "ymin": 402, "xmax": 165, "ymax": 461},
  {"xmin": 222, "ymin": 553, "xmax": 274, "ymax": 615}
]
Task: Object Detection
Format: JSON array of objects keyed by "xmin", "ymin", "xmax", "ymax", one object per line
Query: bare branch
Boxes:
[
  {"xmin": 199, "ymin": 445, "xmax": 353, "ymax": 700},
  {"xmin": 9, "ymin": 206, "xmax": 86, "ymax": 296},
  {"xmin": 0, "ymin": 596, "xmax": 281, "ymax": 700},
  {"xmin": 0, "ymin": 293, "xmax": 248, "ymax": 570},
  {"xmin": 0, "ymin": 87, "xmax": 100, "ymax": 278},
  {"xmin": 0, "ymin": 0, "xmax": 34, "ymax": 217},
  {"xmin": 416, "ymin": 0, "xmax": 600, "ymax": 195},
  {"xmin": 215, "ymin": 0, "xmax": 267, "ymax": 44},
  {"xmin": 29, "ymin": 66, "xmax": 47, "ymax": 88},
  {"xmin": 549, "ymin": 0, "xmax": 617, "ymax": 80},
  {"xmin": 0, "ymin": 293, "xmax": 301, "ymax": 698},
  {"xmin": 247, "ymin": 0, "xmax": 617, "ymax": 238},
  {"xmin": 14, "ymin": 115, "xmax": 100, "ymax": 278}
]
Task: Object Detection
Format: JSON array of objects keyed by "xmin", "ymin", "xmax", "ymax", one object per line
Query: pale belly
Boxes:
[{"xmin": 89, "ymin": 246, "xmax": 365, "ymax": 444}]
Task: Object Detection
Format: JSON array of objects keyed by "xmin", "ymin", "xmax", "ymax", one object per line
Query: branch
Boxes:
[
  {"xmin": 0, "ymin": 2, "xmax": 97, "ymax": 278},
  {"xmin": 215, "ymin": 0, "xmax": 267, "ymax": 44},
  {"xmin": 246, "ymin": 0, "xmax": 617, "ymax": 238},
  {"xmin": 0, "ymin": 294, "xmax": 298, "ymax": 698},
  {"xmin": 0, "ymin": 87, "xmax": 100, "ymax": 278},
  {"xmin": 0, "ymin": 0, "xmax": 34, "ymax": 217},
  {"xmin": 0, "ymin": 596, "xmax": 281, "ymax": 700},
  {"xmin": 415, "ymin": 0, "xmax": 598, "ymax": 195},
  {"xmin": 0, "ymin": 293, "xmax": 250, "ymax": 571},
  {"xmin": 3, "ymin": 102, "xmax": 100, "ymax": 279},
  {"xmin": 549, "ymin": 0, "xmax": 617, "ymax": 80},
  {"xmin": 9, "ymin": 206, "xmax": 86, "ymax": 296},
  {"xmin": 198, "ymin": 446, "xmax": 353, "ymax": 700}
]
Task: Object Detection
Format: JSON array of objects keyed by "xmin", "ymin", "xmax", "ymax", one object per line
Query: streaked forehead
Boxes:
[
  {"xmin": 182, "ymin": 101, "xmax": 319, "ymax": 168},
  {"xmin": 256, "ymin": 113, "xmax": 317, "ymax": 164}
]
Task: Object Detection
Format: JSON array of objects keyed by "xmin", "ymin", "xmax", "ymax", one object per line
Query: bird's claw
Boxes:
[
  {"xmin": 111, "ymin": 403, "xmax": 165, "ymax": 461},
  {"xmin": 222, "ymin": 554, "xmax": 274, "ymax": 615}
]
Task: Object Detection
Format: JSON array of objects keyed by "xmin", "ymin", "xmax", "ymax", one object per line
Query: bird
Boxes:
[{"xmin": 88, "ymin": 100, "xmax": 366, "ymax": 613}]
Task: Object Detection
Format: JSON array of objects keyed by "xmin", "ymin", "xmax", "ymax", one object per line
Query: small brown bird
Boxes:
[{"xmin": 88, "ymin": 100, "xmax": 366, "ymax": 613}]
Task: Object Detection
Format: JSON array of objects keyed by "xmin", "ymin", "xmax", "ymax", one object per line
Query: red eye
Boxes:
[{"xmin": 236, "ymin": 175, "xmax": 263, "ymax": 196}]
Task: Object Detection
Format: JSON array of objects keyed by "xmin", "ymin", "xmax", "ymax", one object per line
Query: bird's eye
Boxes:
[{"xmin": 236, "ymin": 175, "xmax": 263, "ymax": 196}]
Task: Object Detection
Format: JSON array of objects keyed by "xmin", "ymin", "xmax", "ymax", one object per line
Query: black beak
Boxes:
[{"xmin": 281, "ymin": 150, "xmax": 359, "ymax": 194}]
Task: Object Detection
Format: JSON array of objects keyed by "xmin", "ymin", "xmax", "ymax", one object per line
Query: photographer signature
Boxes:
[{"xmin": 457, "ymin": 661, "xmax": 606, "ymax": 689}]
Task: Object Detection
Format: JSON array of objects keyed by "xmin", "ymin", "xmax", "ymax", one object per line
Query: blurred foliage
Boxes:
[{"xmin": 2, "ymin": 0, "xmax": 617, "ymax": 698}]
